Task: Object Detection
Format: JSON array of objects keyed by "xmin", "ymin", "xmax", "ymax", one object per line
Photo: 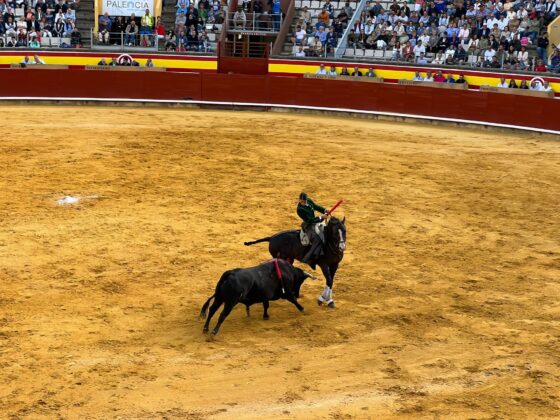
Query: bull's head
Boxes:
[{"xmin": 291, "ymin": 267, "xmax": 317, "ymax": 298}]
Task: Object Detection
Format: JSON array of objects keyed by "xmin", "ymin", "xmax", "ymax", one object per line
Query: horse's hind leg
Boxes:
[
  {"xmin": 203, "ymin": 298, "xmax": 223, "ymax": 333},
  {"xmin": 263, "ymin": 300, "xmax": 269, "ymax": 320}
]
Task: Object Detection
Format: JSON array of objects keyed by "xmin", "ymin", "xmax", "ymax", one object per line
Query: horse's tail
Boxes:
[
  {"xmin": 244, "ymin": 236, "xmax": 271, "ymax": 246},
  {"xmin": 200, "ymin": 294, "xmax": 215, "ymax": 319}
]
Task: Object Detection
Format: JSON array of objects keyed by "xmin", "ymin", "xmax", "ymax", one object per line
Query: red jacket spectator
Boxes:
[
  {"xmin": 434, "ymin": 72, "xmax": 446, "ymax": 82},
  {"xmin": 534, "ymin": 62, "xmax": 547, "ymax": 72}
]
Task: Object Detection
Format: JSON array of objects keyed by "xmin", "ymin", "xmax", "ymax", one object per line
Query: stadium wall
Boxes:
[{"xmin": 1, "ymin": 67, "xmax": 558, "ymax": 133}]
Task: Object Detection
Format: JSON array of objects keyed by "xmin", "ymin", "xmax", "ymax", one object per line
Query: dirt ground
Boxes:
[{"xmin": 0, "ymin": 106, "xmax": 559, "ymax": 419}]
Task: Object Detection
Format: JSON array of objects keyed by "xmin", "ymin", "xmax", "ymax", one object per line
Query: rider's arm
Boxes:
[
  {"xmin": 297, "ymin": 205, "xmax": 321, "ymax": 224},
  {"xmin": 308, "ymin": 198, "xmax": 327, "ymax": 214}
]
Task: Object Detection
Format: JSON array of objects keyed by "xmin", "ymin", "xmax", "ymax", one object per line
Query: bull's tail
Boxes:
[
  {"xmin": 199, "ymin": 294, "xmax": 215, "ymax": 319},
  {"xmin": 244, "ymin": 236, "xmax": 271, "ymax": 246},
  {"xmin": 200, "ymin": 271, "xmax": 232, "ymax": 319}
]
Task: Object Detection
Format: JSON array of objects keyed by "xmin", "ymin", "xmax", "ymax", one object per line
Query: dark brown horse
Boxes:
[{"xmin": 244, "ymin": 216, "xmax": 346, "ymax": 308}]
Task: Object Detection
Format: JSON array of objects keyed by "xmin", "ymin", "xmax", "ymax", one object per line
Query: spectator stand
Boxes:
[
  {"xmin": 292, "ymin": 0, "xmax": 560, "ymax": 75},
  {"xmin": 0, "ymin": 0, "xmax": 84, "ymax": 49},
  {"xmin": 277, "ymin": 0, "xmax": 360, "ymax": 57}
]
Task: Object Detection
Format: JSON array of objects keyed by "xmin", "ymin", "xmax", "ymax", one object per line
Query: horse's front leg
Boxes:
[{"xmin": 317, "ymin": 263, "xmax": 337, "ymax": 308}]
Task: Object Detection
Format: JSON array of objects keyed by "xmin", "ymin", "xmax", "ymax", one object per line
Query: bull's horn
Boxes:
[{"xmin": 304, "ymin": 271, "xmax": 318, "ymax": 280}]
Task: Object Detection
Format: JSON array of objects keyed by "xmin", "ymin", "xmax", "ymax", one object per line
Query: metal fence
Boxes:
[{"xmin": 227, "ymin": 12, "xmax": 283, "ymax": 32}]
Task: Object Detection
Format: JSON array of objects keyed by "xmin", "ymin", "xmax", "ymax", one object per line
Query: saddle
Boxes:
[{"xmin": 299, "ymin": 222, "xmax": 326, "ymax": 246}]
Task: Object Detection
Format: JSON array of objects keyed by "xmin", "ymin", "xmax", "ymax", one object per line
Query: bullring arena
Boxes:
[
  {"xmin": 2, "ymin": 0, "xmax": 560, "ymax": 415},
  {"xmin": 1, "ymin": 104, "xmax": 559, "ymax": 418}
]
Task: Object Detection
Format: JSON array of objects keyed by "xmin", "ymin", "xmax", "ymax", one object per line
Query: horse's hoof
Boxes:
[
  {"xmin": 317, "ymin": 299, "xmax": 323, "ymax": 306},
  {"xmin": 203, "ymin": 327, "xmax": 209, "ymax": 333},
  {"xmin": 263, "ymin": 315, "xmax": 269, "ymax": 320},
  {"xmin": 299, "ymin": 307, "xmax": 305, "ymax": 313},
  {"xmin": 211, "ymin": 329, "xmax": 218, "ymax": 336},
  {"xmin": 327, "ymin": 301, "xmax": 336, "ymax": 309}
]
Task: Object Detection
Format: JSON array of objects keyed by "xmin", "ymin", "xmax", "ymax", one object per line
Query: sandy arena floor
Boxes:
[{"xmin": 0, "ymin": 106, "xmax": 559, "ymax": 419}]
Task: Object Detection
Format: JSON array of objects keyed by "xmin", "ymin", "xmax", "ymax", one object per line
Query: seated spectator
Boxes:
[
  {"xmin": 155, "ymin": 16, "xmax": 165, "ymax": 42},
  {"xmin": 98, "ymin": 58, "xmax": 108, "ymax": 65},
  {"xmin": 540, "ymin": 81, "xmax": 553, "ymax": 92},
  {"xmin": 412, "ymin": 71, "xmax": 424, "ymax": 81},
  {"xmin": 111, "ymin": 16, "xmax": 126, "ymax": 45},
  {"xmin": 233, "ymin": 6, "xmax": 246, "ymax": 29},
  {"xmin": 70, "ymin": 27, "xmax": 81, "ymax": 47},
  {"xmin": 416, "ymin": 52, "xmax": 428, "ymax": 64},
  {"xmin": 125, "ymin": 19, "xmax": 138, "ymax": 46},
  {"xmin": 328, "ymin": 65, "xmax": 337, "ymax": 76},
  {"xmin": 455, "ymin": 74, "xmax": 466, "ymax": 84},
  {"xmin": 365, "ymin": 68, "xmax": 375, "ymax": 77},
  {"xmin": 146, "ymin": 58, "xmax": 155, "ymax": 67},
  {"xmin": 140, "ymin": 9, "xmax": 154, "ymax": 46},
  {"xmin": 316, "ymin": 63, "xmax": 327, "ymax": 74},
  {"xmin": 519, "ymin": 80, "xmax": 529, "ymax": 89},
  {"xmin": 340, "ymin": 67, "xmax": 350, "ymax": 76},
  {"xmin": 497, "ymin": 77, "xmax": 508, "ymax": 88},
  {"xmin": 165, "ymin": 29, "xmax": 177, "ymax": 51},
  {"xmin": 548, "ymin": 49, "xmax": 560, "ymax": 73},
  {"xmin": 352, "ymin": 66, "xmax": 362, "ymax": 76},
  {"xmin": 63, "ymin": 17, "xmax": 74, "ymax": 37},
  {"xmin": 445, "ymin": 74, "xmax": 455, "ymax": 83},
  {"xmin": 317, "ymin": 8, "xmax": 330, "ymax": 29},
  {"xmin": 109, "ymin": 57, "xmax": 119, "ymax": 66},
  {"xmin": 293, "ymin": 46, "xmax": 305, "ymax": 57},
  {"xmin": 508, "ymin": 79, "xmax": 518, "ymax": 88},
  {"xmin": 176, "ymin": 12, "xmax": 186, "ymax": 30},
  {"xmin": 432, "ymin": 52, "xmax": 444, "ymax": 65},
  {"xmin": 292, "ymin": 24, "xmax": 306, "ymax": 46},
  {"xmin": 20, "ymin": 55, "xmax": 32, "ymax": 65},
  {"xmin": 424, "ymin": 70, "xmax": 434, "ymax": 81},
  {"xmin": 29, "ymin": 36, "xmax": 40, "ymax": 48},
  {"xmin": 529, "ymin": 80, "xmax": 540, "ymax": 91},
  {"xmin": 433, "ymin": 70, "xmax": 445, "ymax": 82},
  {"xmin": 198, "ymin": 30, "xmax": 210, "ymax": 52},
  {"xmin": 534, "ymin": 60, "xmax": 547, "ymax": 72},
  {"xmin": 98, "ymin": 12, "xmax": 111, "ymax": 44}
]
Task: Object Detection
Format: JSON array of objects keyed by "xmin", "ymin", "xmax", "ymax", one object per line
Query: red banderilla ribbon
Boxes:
[
  {"xmin": 327, "ymin": 199, "xmax": 344, "ymax": 215},
  {"xmin": 273, "ymin": 258, "xmax": 285, "ymax": 293}
]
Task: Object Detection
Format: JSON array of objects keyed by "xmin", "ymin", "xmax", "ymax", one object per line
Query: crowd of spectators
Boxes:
[
  {"xmin": 0, "ymin": 0, "xmax": 82, "ymax": 47},
  {"xmin": 292, "ymin": 0, "xmax": 560, "ymax": 73},
  {"xmin": 291, "ymin": 0, "xmax": 354, "ymax": 56},
  {"xmin": 348, "ymin": 0, "xmax": 558, "ymax": 71},
  {"xmin": 98, "ymin": 0, "xmax": 226, "ymax": 51}
]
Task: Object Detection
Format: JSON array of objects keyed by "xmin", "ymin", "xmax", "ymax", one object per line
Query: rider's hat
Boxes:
[{"xmin": 299, "ymin": 192, "xmax": 308, "ymax": 201}]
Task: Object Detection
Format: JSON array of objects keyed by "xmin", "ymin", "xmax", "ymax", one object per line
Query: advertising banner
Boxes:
[{"xmin": 102, "ymin": 0, "xmax": 154, "ymax": 17}]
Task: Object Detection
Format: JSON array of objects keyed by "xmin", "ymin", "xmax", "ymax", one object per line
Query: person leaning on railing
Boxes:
[
  {"xmin": 125, "ymin": 19, "xmax": 138, "ymax": 46},
  {"xmin": 110, "ymin": 16, "xmax": 125, "ymax": 45}
]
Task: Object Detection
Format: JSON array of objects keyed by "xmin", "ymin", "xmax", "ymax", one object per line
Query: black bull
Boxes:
[
  {"xmin": 200, "ymin": 260, "xmax": 315, "ymax": 336},
  {"xmin": 244, "ymin": 217, "xmax": 346, "ymax": 304}
]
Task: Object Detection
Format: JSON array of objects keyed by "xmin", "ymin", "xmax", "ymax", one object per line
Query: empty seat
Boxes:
[
  {"xmin": 373, "ymin": 50, "xmax": 384, "ymax": 58},
  {"xmin": 208, "ymin": 33, "xmax": 216, "ymax": 41},
  {"xmin": 364, "ymin": 49, "xmax": 374, "ymax": 57},
  {"xmin": 301, "ymin": 0, "xmax": 311, "ymax": 7},
  {"xmin": 311, "ymin": 1, "xmax": 321, "ymax": 9},
  {"xmin": 344, "ymin": 49, "xmax": 354, "ymax": 57},
  {"xmin": 354, "ymin": 49, "xmax": 364, "ymax": 57}
]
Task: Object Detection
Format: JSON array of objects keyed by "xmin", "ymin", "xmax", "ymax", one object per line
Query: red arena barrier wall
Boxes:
[{"xmin": 1, "ymin": 68, "xmax": 558, "ymax": 133}]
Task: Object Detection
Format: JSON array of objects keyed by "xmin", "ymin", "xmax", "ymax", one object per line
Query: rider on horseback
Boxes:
[{"xmin": 297, "ymin": 192, "xmax": 329, "ymax": 269}]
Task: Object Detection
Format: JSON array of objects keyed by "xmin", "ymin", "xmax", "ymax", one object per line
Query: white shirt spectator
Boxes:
[
  {"xmin": 486, "ymin": 17, "xmax": 499, "ymax": 29},
  {"xmin": 294, "ymin": 48, "xmax": 305, "ymax": 57},
  {"xmin": 295, "ymin": 29, "xmax": 306, "ymax": 41},
  {"xmin": 540, "ymin": 83, "xmax": 553, "ymax": 92},
  {"xmin": 484, "ymin": 48, "xmax": 496, "ymax": 61},
  {"xmin": 497, "ymin": 80, "xmax": 509, "ymax": 88},
  {"xmin": 458, "ymin": 27, "xmax": 470, "ymax": 40},
  {"xmin": 497, "ymin": 17, "xmax": 509, "ymax": 30},
  {"xmin": 316, "ymin": 66, "xmax": 327, "ymax": 75},
  {"xmin": 413, "ymin": 43, "xmax": 425, "ymax": 57},
  {"xmin": 424, "ymin": 74, "xmax": 434, "ymax": 82},
  {"xmin": 413, "ymin": 73, "xmax": 424, "ymax": 81},
  {"xmin": 517, "ymin": 50, "xmax": 528, "ymax": 66}
]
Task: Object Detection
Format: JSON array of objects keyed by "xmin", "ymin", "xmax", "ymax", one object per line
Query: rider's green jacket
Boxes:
[{"xmin": 297, "ymin": 199, "xmax": 326, "ymax": 224}]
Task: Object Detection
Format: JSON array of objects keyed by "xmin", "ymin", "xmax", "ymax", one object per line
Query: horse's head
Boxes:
[{"xmin": 327, "ymin": 216, "xmax": 346, "ymax": 254}]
